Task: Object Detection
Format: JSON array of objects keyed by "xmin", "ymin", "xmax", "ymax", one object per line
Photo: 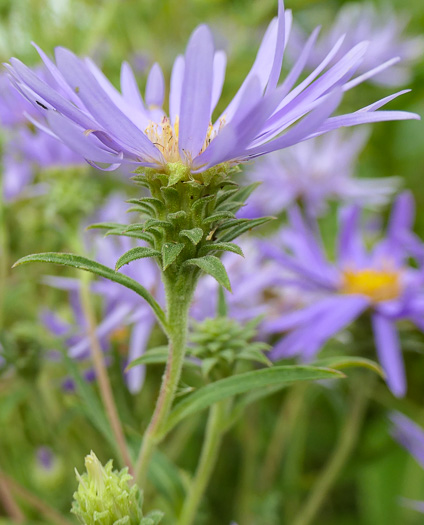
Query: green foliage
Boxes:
[
  {"xmin": 12, "ymin": 252, "xmax": 167, "ymax": 329},
  {"xmin": 184, "ymin": 256, "xmax": 232, "ymax": 291},
  {"xmin": 162, "ymin": 366, "xmax": 345, "ymax": 435},
  {"xmin": 115, "ymin": 247, "xmax": 161, "ymax": 271}
]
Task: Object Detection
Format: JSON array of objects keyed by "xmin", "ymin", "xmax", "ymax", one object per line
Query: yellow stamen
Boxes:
[
  {"xmin": 144, "ymin": 116, "xmax": 224, "ymax": 164},
  {"xmin": 341, "ymin": 267, "xmax": 402, "ymax": 303}
]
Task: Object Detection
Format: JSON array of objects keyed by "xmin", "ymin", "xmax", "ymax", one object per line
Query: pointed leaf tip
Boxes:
[
  {"xmin": 185, "ymin": 255, "xmax": 231, "ymax": 291},
  {"xmin": 115, "ymin": 247, "xmax": 161, "ymax": 271}
]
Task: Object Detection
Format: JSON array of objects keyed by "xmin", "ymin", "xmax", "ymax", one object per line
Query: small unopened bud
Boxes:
[{"xmin": 72, "ymin": 451, "xmax": 163, "ymax": 525}]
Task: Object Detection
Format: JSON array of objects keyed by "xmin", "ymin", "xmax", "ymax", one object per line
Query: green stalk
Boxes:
[
  {"xmin": 260, "ymin": 383, "xmax": 307, "ymax": 491},
  {"xmin": 292, "ymin": 376, "xmax": 373, "ymax": 525},
  {"xmin": 178, "ymin": 401, "xmax": 227, "ymax": 525},
  {"xmin": 134, "ymin": 272, "xmax": 196, "ymax": 486}
]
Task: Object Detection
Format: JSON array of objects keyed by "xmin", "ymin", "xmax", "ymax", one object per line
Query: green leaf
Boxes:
[
  {"xmin": 314, "ymin": 356, "xmax": 384, "ymax": 377},
  {"xmin": 87, "ymin": 222, "xmax": 125, "ymax": 231},
  {"xmin": 107, "ymin": 229, "xmax": 155, "ymax": 244},
  {"xmin": 215, "ymin": 188, "xmax": 239, "ymax": 207},
  {"xmin": 144, "ymin": 219, "xmax": 173, "ymax": 232},
  {"xmin": 200, "ymin": 242, "xmax": 244, "ymax": 257},
  {"xmin": 179, "ymin": 228, "xmax": 203, "ymax": 245},
  {"xmin": 115, "ymin": 247, "xmax": 161, "ymax": 271},
  {"xmin": 162, "ymin": 243, "xmax": 184, "ymax": 270},
  {"xmin": 184, "ymin": 255, "xmax": 231, "ymax": 291},
  {"xmin": 191, "ymin": 194, "xmax": 215, "ymax": 214},
  {"xmin": 203, "ymin": 211, "xmax": 235, "ymax": 224},
  {"xmin": 13, "ymin": 253, "xmax": 167, "ymax": 330},
  {"xmin": 218, "ymin": 216, "xmax": 274, "ymax": 242},
  {"xmin": 163, "ymin": 365, "xmax": 344, "ymax": 434}
]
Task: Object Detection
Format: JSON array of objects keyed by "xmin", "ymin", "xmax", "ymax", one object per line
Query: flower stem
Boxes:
[
  {"xmin": 178, "ymin": 401, "xmax": 227, "ymax": 525},
  {"xmin": 134, "ymin": 272, "xmax": 195, "ymax": 487},
  {"xmin": 80, "ymin": 275, "xmax": 134, "ymax": 474},
  {"xmin": 0, "ymin": 475, "xmax": 25, "ymax": 523},
  {"xmin": 292, "ymin": 375, "xmax": 373, "ymax": 525}
]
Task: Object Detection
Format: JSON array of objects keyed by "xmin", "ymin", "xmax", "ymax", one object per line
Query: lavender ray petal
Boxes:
[
  {"xmin": 169, "ymin": 55, "xmax": 185, "ymax": 125},
  {"xmin": 179, "ymin": 25, "xmax": 214, "ymax": 160},
  {"xmin": 372, "ymin": 313, "xmax": 406, "ymax": 397},
  {"xmin": 145, "ymin": 62, "xmax": 165, "ymax": 109},
  {"xmin": 54, "ymin": 47, "xmax": 162, "ymax": 162}
]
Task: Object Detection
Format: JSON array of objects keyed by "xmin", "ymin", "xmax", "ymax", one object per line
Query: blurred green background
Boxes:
[{"xmin": 0, "ymin": 1, "xmax": 424, "ymax": 524}]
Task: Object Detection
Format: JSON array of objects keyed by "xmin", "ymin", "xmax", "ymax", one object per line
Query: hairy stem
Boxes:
[
  {"xmin": 292, "ymin": 376, "xmax": 373, "ymax": 525},
  {"xmin": 134, "ymin": 273, "xmax": 195, "ymax": 486},
  {"xmin": 80, "ymin": 275, "xmax": 134, "ymax": 474},
  {"xmin": 178, "ymin": 401, "xmax": 227, "ymax": 525}
]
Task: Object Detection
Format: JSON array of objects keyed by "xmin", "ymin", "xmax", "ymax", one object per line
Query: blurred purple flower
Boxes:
[
  {"xmin": 262, "ymin": 192, "xmax": 424, "ymax": 397},
  {"xmin": 0, "ymin": 71, "xmax": 84, "ymax": 201},
  {"xmin": 36, "ymin": 446, "xmax": 55, "ymax": 470},
  {"xmin": 240, "ymin": 129, "xmax": 400, "ymax": 218},
  {"xmin": 390, "ymin": 412, "xmax": 424, "ymax": 513},
  {"xmin": 43, "ymin": 196, "xmax": 163, "ymax": 393},
  {"xmin": 288, "ymin": 3, "xmax": 424, "ymax": 87},
  {"xmin": 5, "ymin": 2, "xmax": 418, "ymax": 174}
]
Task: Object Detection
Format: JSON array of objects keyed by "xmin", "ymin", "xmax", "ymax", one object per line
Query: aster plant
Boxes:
[
  {"xmin": 262, "ymin": 192, "xmax": 424, "ymax": 397},
  {"xmin": 7, "ymin": 1, "xmax": 420, "ymax": 523}
]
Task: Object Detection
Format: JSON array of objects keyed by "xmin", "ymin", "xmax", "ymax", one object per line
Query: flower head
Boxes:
[
  {"xmin": 262, "ymin": 192, "xmax": 424, "ymax": 396},
  {"xmin": 288, "ymin": 3, "xmax": 424, "ymax": 87},
  {"xmin": 5, "ymin": 2, "xmax": 418, "ymax": 179},
  {"xmin": 240, "ymin": 129, "xmax": 399, "ymax": 218}
]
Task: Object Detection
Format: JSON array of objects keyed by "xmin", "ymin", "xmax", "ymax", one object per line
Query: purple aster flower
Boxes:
[
  {"xmin": 0, "ymin": 71, "xmax": 84, "ymax": 201},
  {"xmin": 262, "ymin": 192, "xmax": 424, "ymax": 397},
  {"xmin": 43, "ymin": 196, "xmax": 164, "ymax": 393},
  {"xmin": 288, "ymin": 3, "xmax": 424, "ymax": 88},
  {"xmin": 239, "ymin": 129, "xmax": 400, "ymax": 219},
  {"xmin": 389, "ymin": 412, "xmax": 424, "ymax": 513},
  {"xmin": 5, "ymin": 2, "xmax": 418, "ymax": 175}
]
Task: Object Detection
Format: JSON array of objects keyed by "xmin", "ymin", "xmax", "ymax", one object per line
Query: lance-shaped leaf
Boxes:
[
  {"xmin": 161, "ymin": 365, "xmax": 344, "ymax": 435},
  {"xmin": 218, "ymin": 216, "xmax": 274, "ymax": 242},
  {"xmin": 179, "ymin": 228, "xmax": 203, "ymax": 245},
  {"xmin": 13, "ymin": 253, "xmax": 167, "ymax": 330},
  {"xmin": 87, "ymin": 222, "xmax": 126, "ymax": 231},
  {"xmin": 203, "ymin": 211, "xmax": 236, "ymax": 225},
  {"xmin": 184, "ymin": 255, "xmax": 231, "ymax": 291},
  {"xmin": 200, "ymin": 242, "xmax": 244, "ymax": 257},
  {"xmin": 107, "ymin": 229, "xmax": 155, "ymax": 244},
  {"xmin": 314, "ymin": 356, "xmax": 384, "ymax": 377},
  {"xmin": 115, "ymin": 247, "xmax": 161, "ymax": 271},
  {"xmin": 162, "ymin": 243, "xmax": 185, "ymax": 270}
]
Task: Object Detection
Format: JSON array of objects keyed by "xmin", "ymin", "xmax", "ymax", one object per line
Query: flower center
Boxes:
[
  {"xmin": 145, "ymin": 116, "xmax": 223, "ymax": 164},
  {"xmin": 341, "ymin": 267, "xmax": 402, "ymax": 302}
]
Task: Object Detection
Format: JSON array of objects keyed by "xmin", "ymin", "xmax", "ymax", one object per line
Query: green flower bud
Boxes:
[
  {"xmin": 71, "ymin": 452, "xmax": 163, "ymax": 525},
  {"xmin": 189, "ymin": 317, "xmax": 271, "ymax": 379}
]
